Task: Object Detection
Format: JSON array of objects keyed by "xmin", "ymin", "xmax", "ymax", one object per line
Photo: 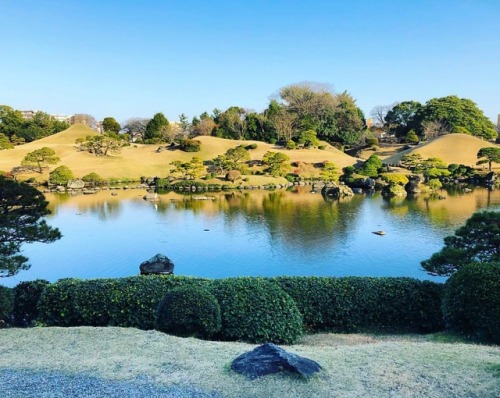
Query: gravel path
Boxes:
[{"xmin": 0, "ymin": 369, "xmax": 224, "ymax": 398}]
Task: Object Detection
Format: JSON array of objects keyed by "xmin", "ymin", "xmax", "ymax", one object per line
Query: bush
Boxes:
[
  {"xmin": 155, "ymin": 286, "xmax": 221, "ymax": 338},
  {"xmin": 82, "ymin": 172, "xmax": 104, "ymax": 186},
  {"xmin": 366, "ymin": 138, "xmax": 379, "ymax": 146},
  {"xmin": 107, "ymin": 276, "xmax": 210, "ymax": 329},
  {"xmin": 49, "ymin": 166, "xmax": 74, "ymax": 186},
  {"xmin": 209, "ymin": 278, "xmax": 303, "ymax": 344},
  {"xmin": 0, "ymin": 286, "xmax": 14, "ymax": 326},
  {"xmin": 37, "ymin": 276, "xmax": 210, "ymax": 329},
  {"xmin": 318, "ymin": 145, "xmax": 326, "ymax": 150},
  {"xmin": 38, "ymin": 278, "xmax": 117, "ymax": 327},
  {"xmin": 246, "ymin": 144, "xmax": 257, "ymax": 150},
  {"xmin": 443, "ymin": 262, "xmax": 500, "ymax": 343},
  {"xmin": 285, "ymin": 140, "xmax": 296, "ymax": 150},
  {"xmin": 272, "ymin": 277, "xmax": 443, "ymax": 333},
  {"xmin": 13, "ymin": 279, "xmax": 50, "ymax": 326},
  {"xmin": 225, "ymin": 170, "xmax": 241, "ymax": 182},
  {"xmin": 380, "ymin": 173, "xmax": 409, "ymax": 186},
  {"xmin": 179, "ymin": 138, "xmax": 201, "ymax": 152}
]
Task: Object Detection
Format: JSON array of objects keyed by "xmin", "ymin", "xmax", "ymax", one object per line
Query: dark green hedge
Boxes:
[
  {"xmin": 443, "ymin": 262, "xmax": 500, "ymax": 343},
  {"xmin": 38, "ymin": 276, "xmax": 210, "ymax": 329},
  {"xmin": 13, "ymin": 279, "xmax": 50, "ymax": 326},
  {"xmin": 38, "ymin": 278, "xmax": 117, "ymax": 327},
  {"xmin": 156, "ymin": 286, "xmax": 221, "ymax": 338},
  {"xmin": 107, "ymin": 276, "xmax": 210, "ymax": 329},
  {"xmin": 272, "ymin": 277, "xmax": 444, "ymax": 333},
  {"xmin": 209, "ymin": 277, "xmax": 303, "ymax": 344},
  {"xmin": 0, "ymin": 285, "xmax": 14, "ymax": 326},
  {"xmin": 32, "ymin": 275, "xmax": 444, "ymax": 340}
]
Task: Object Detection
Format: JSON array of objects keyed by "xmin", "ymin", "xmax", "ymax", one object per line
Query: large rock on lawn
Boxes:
[{"xmin": 231, "ymin": 343, "xmax": 322, "ymax": 380}]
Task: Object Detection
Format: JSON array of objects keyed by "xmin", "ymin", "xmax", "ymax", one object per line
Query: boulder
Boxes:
[
  {"xmin": 139, "ymin": 254, "xmax": 174, "ymax": 275},
  {"xmin": 231, "ymin": 343, "xmax": 322, "ymax": 380},
  {"xmin": 67, "ymin": 179, "xmax": 85, "ymax": 189},
  {"xmin": 321, "ymin": 183, "xmax": 354, "ymax": 198}
]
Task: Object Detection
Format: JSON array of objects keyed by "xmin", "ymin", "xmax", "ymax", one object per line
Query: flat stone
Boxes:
[{"xmin": 231, "ymin": 343, "xmax": 322, "ymax": 380}]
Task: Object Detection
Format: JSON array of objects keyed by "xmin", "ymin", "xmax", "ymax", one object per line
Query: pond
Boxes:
[{"xmin": 2, "ymin": 186, "xmax": 500, "ymax": 287}]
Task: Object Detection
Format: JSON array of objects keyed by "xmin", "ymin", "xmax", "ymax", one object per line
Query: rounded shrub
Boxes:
[
  {"xmin": 155, "ymin": 286, "xmax": 221, "ymax": 338},
  {"xmin": 0, "ymin": 286, "xmax": 14, "ymax": 327},
  {"xmin": 209, "ymin": 277, "xmax": 303, "ymax": 344},
  {"xmin": 443, "ymin": 262, "xmax": 500, "ymax": 343},
  {"xmin": 13, "ymin": 279, "xmax": 50, "ymax": 326}
]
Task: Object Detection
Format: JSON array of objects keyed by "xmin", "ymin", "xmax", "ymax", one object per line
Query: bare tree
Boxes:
[
  {"xmin": 271, "ymin": 108, "xmax": 297, "ymax": 142},
  {"xmin": 192, "ymin": 117, "xmax": 216, "ymax": 136},
  {"xmin": 422, "ymin": 120, "xmax": 452, "ymax": 140}
]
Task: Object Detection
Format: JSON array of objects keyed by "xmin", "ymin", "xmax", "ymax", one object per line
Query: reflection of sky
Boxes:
[{"xmin": 3, "ymin": 189, "xmax": 499, "ymax": 287}]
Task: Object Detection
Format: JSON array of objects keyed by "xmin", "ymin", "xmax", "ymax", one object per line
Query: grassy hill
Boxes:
[
  {"xmin": 383, "ymin": 134, "xmax": 499, "ymax": 168},
  {"xmin": 0, "ymin": 125, "xmax": 359, "ymax": 182}
]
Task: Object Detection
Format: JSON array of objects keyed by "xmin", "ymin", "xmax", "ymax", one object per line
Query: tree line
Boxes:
[
  {"xmin": 0, "ymin": 106, "xmax": 69, "ymax": 148},
  {"xmin": 2, "ymin": 84, "xmax": 498, "ymax": 152}
]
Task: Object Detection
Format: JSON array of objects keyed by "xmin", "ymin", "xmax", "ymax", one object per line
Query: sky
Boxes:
[{"xmin": 1, "ymin": 0, "xmax": 499, "ymax": 124}]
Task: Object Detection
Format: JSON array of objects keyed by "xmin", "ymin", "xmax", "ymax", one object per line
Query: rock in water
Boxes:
[
  {"xmin": 231, "ymin": 343, "xmax": 322, "ymax": 380},
  {"xmin": 139, "ymin": 254, "xmax": 174, "ymax": 275}
]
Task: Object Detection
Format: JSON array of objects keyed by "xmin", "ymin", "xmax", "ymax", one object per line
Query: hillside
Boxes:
[
  {"xmin": 0, "ymin": 125, "xmax": 359, "ymax": 181},
  {"xmin": 383, "ymin": 134, "xmax": 499, "ymax": 168}
]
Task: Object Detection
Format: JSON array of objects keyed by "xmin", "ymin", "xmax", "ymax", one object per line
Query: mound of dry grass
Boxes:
[
  {"xmin": 383, "ymin": 134, "xmax": 499, "ymax": 168},
  {"xmin": 0, "ymin": 126, "xmax": 359, "ymax": 182},
  {"xmin": 1, "ymin": 327, "xmax": 498, "ymax": 397}
]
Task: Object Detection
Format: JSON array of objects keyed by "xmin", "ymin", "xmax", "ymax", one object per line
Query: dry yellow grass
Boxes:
[
  {"xmin": 383, "ymin": 134, "xmax": 500, "ymax": 168},
  {"xmin": 0, "ymin": 125, "xmax": 359, "ymax": 182},
  {"xmin": 0, "ymin": 327, "xmax": 498, "ymax": 397}
]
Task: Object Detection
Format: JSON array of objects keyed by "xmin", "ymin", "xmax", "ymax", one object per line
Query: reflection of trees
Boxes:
[
  {"xmin": 79, "ymin": 199, "xmax": 122, "ymax": 221},
  {"xmin": 381, "ymin": 188, "xmax": 500, "ymax": 229}
]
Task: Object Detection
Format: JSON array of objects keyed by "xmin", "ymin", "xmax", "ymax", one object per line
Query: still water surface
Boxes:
[{"xmin": 3, "ymin": 187, "xmax": 500, "ymax": 287}]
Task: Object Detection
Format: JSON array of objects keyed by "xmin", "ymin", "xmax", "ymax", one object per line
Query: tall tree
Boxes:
[
  {"xmin": 21, "ymin": 147, "xmax": 60, "ymax": 173},
  {"xmin": 102, "ymin": 117, "xmax": 121, "ymax": 133},
  {"xmin": 477, "ymin": 147, "xmax": 500, "ymax": 171},
  {"xmin": 145, "ymin": 112, "xmax": 170, "ymax": 141},
  {"xmin": 0, "ymin": 106, "xmax": 24, "ymax": 138},
  {"xmin": 123, "ymin": 118, "xmax": 149, "ymax": 140},
  {"xmin": 416, "ymin": 96, "xmax": 496, "ymax": 140},
  {"xmin": 384, "ymin": 101, "xmax": 422, "ymax": 138},
  {"xmin": 216, "ymin": 107, "xmax": 248, "ymax": 140},
  {"xmin": 0, "ymin": 176, "xmax": 61, "ymax": 277}
]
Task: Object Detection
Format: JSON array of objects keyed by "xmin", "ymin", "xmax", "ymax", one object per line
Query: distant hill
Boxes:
[
  {"xmin": 0, "ymin": 126, "xmax": 359, "ymax": 181},
  {"xmin": 383, "ymin": 134, "xmax": 499, "ymax": 168}
]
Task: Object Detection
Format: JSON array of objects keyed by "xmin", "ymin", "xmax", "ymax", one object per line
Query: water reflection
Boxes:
[{"xmin": 2, "ymin": 187, "xmax": 498, "ymax": 287}]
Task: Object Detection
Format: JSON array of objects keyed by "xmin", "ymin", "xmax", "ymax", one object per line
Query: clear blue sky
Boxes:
[{"xmin": 1, "ymin": 0, "xmax": 499, "ymax": 124}]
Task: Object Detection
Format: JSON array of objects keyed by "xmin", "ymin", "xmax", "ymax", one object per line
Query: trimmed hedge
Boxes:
[
  {"xmin": 156, "ymin": 286, "xmax": 221, "ymax": 338},
  {"xmin": 38, "ymin": 278, "xmax": 117, "ymax": 327},
  {"xmin": 33, "ymin": 275, "xmax": 444, "ymax": 339},
  {"xmin": 13, "ymin": 279, "xmax": 50, "ymax": 326},
  {"xmin": 272, "ymin": 277, "xmax": 444, "ymax": 333},
  {"xmin": 0, "ymin": 285, "xmax": 14, "ymax": 326},
  {"xmin": 209, "ymin": 277, "xmax": 303, "ymax": 344},
  {"xmin": 443, "ymin": 262, "xmax": 500, "ymax": 343},
  {"xmin": 38, "ymin": 276, "xmax": 210, "ymax": 329},
  {"xmin": 107, "ymin": 276, "xmax": 210, "ymax": 329}
]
